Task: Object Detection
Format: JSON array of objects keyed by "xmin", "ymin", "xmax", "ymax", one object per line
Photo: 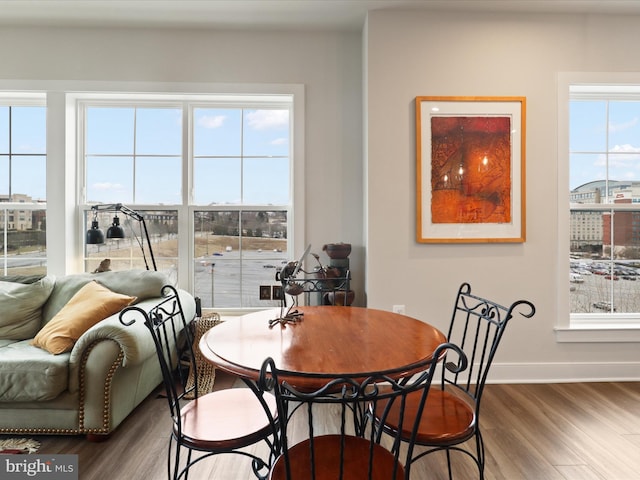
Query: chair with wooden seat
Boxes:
[
  {"xmin": 120, "ymin": 285, "xmax": 278, "ymax": 480},
  {"xmin": 258, "ymin": 342, "xmax": 467, "ymax": 480},
  {"xmin": 374, "ymin": 282, "xmax": 536, "ymax": 479}
]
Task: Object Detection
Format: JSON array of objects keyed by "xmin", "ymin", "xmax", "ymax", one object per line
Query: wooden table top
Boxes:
[{"xmin": 199, "ymin": 306, "xmax": 446, "ymax": 386}]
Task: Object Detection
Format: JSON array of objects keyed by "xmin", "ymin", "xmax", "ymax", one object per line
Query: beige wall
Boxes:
[
  {"xmin": 2, "ymin": 10, "xmax": 639, "ymax": 381},
  {"xmin": 365, "ymin": 10, "xmax": 640, "ymax": 381}
]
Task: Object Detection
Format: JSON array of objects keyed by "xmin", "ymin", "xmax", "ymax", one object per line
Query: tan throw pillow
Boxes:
[{"xmin": 31, "ymin": 280, "xmax": 136, "ymax": 355}]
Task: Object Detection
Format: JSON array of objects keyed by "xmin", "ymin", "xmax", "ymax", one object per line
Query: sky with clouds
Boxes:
[
  {"xmin": 570, "ymin": 100, "xmax": 640, "ymax": 191},
  {"xmin": 83, "ymin": 106, "xmax": 289, "ymax": 206},
  {"xmin": 4, "ymin": 101, "xmax": 639, "ymax": 202},
  {"xmin": 2, "ymin": 105, "xmax": 290, "ymax": 207}
]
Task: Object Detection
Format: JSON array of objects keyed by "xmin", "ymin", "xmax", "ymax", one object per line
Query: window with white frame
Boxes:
[
  {"xmin": 0, "ymin": 96, "xmax": 47, "ymax": 276},
  {"xmin": 80, "ymin": 94, "xmax": 294, "ymax": 310},
  {"xmin": 568, "ymin": 84, "xmax": 640, "ymax": 327}
]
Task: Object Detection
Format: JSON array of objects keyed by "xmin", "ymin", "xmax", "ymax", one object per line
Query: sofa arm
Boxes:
[{"xmin": 69, "ymin": 289, "xmax": 196, "ymax": 369}]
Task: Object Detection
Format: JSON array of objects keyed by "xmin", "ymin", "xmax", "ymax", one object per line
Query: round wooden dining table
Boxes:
[{"xmin": 199, "ymin": 306, "xmax": 446, "ymax": 389}]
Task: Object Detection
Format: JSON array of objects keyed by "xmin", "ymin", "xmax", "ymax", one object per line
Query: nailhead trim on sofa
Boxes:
[
  {"xmin": 0, "ymin": 341, "xmax": 125, "ymax": 436},
  {"xmin": 79, "ymin": 340, "xmax": 125, "ymax": 434}
]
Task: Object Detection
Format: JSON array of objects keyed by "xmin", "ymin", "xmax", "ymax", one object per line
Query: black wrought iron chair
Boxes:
[
  {"xmin": 120, "ymin": 285, "xmax": 278, "ymax": 480},
  {"xmin": 374, "ymin": 282, "xmax": 536, "ymax": 479},
  {"xmin": 258, "ymin": 342, "xmax": 467, "ymax": 480}
]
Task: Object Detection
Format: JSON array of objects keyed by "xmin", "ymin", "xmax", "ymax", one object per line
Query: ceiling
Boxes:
[{"xmin": 1, "ymin": 0, "xmax": 640, "ymax": 31}]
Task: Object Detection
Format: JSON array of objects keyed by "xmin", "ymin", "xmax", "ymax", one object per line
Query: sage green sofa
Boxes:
[{"xmin": 0, "ymin": 270, "xmax": 196, "ymax": 439}]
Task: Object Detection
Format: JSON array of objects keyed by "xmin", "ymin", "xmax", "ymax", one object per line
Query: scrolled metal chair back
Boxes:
[
  {"xmin": 119, "ymin": 285, "xmax": 194, "ymax": 434},
  {"xmin": 258, "ymin": 342, "xmax": 467, "ymax": 480},
  {"xmin": 445, "ymin": 282, "xmax": 536, "ymax": 407}
]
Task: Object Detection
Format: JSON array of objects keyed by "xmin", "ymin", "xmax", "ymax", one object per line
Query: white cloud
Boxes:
[
  {"xmin": 609, "ymin": 117, "xmax": 639, "ymax": 133},
  {"xmin": 610, "ymin": 143, "xmax": 640, "ymax": 153},
  {"xmin": 16, "ymin": 143, "xmax": 44, "ymax": 153},
  {"xmin": 93, "ymin": 182, "xmax": 125, "ymax": 191},
  {"xmin": 594, "ymin": 145, "xmax": 640, "ymax": 168},
  {"xmin": 246, "ymin": 110, "xmax": 288, "ymax": 130},
  {"xmin": 271, "ymin": 137, "xmax": 287, "ymax": 145},
  {"xmin": 198, "ymin": 115, "xmax": 226, "ymax": 129}
]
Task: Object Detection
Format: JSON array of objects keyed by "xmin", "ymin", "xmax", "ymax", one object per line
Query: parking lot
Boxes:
[
  {"xmin": 194, "ymin": 249, "xmax": 289, "ymax": 309},
  {"xmin": 570, "ymin": 260, "xmax": 640, "ymax": 313}
]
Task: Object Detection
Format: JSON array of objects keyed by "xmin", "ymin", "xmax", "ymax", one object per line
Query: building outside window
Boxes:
[
  {"xmin": 0, "ymin": 99, "xmax": 47, "ymax": 276},
  {"xmin": 80, "ymin": 94, "xmax": 294, "ymax": 309}
]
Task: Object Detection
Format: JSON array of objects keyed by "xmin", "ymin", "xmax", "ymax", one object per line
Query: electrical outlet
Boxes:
[
  {"xmin": 259, "ymin": 285, "xmax": 272, "ymax": 300},
  {"xmin": 392, "ymin": 304, "xmax": 405, "ymax": 315}
]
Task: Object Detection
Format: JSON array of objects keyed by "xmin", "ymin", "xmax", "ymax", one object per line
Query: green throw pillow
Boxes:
[{"xmin": 0, "ymin": 275, "xmax": 56, "ymax": 340}]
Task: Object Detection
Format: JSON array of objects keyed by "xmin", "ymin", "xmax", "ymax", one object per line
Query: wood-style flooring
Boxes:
[{"xmin": 9, "ymin": 373, "xmax": 640, "ymax": 480}]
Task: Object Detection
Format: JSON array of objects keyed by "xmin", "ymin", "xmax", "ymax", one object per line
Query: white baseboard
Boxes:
[{"xmin": 485, "ymin": 361, "xmax": 640, "ymax": 383}]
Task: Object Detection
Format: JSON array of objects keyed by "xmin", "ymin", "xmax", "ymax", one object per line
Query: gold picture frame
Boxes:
[{"xmin": 416, "ymin": 96, "xmax": 526, "ymax": 243}]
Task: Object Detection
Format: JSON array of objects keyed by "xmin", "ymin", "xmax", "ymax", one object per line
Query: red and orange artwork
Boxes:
[{"xmin": 430, "ymin": 116, "xmax": 511, "ymax": 224}]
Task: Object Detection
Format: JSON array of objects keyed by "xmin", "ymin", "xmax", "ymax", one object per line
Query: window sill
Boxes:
[{"xmin": 555, "ymin": 325, "xmax": 640, "ymax": 343}]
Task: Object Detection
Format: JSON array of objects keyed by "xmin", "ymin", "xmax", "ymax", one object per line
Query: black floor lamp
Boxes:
[{"xmin": 86, "ymin": 203, "xmax": 157, "ymax": 271}]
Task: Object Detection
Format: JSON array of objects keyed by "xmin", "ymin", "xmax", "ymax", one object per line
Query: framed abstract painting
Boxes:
[{"xmin": 416, "ymin": 96, "xmax": 526, "ymax": 243}]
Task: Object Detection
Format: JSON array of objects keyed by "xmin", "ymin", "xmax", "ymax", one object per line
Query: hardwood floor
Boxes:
[{"xmin": 14, "ymin": 374, "xmax": 640, "ymax": 479}]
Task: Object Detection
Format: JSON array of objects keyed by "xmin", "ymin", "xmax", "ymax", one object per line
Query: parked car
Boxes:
[
  {"xmin": 593, "ymin": 301, "xmax": 617, "ymax": 312},
  {"xmin": 604, "ymin": 275, "xmax": 619, "ymax": 280},
  {"xmin": 570, "ymin": 273, "xmax": 584, "ymax": 283}
]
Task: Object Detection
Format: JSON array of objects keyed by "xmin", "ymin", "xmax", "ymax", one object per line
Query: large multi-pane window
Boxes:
[
  {"xmin": 81, "ymin": 95, "xmax": 293, "ymax": 309},
  {"xmin": 569, "ymin": 85, "xmax": 640, "ymax": 323},
  {"xmin": 0, "ymin": 98, "xmax": 47, "ymax": 276}
]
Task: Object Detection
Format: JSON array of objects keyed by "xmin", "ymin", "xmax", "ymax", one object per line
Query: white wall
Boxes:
[
  {"xmin": 0, "ymin": 25, "xmax": 365, "ymax": 303},
  {"xmin": 365, "ymin": 10, "xmax": 640, "ymax": 381}
]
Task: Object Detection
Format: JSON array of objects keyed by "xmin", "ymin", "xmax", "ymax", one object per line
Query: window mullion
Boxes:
[
  {"xmin": 132, "ymin": 107, "xmax": 137, "ymax": 204},
  {"xmin": 183, "ymin": 102, "xmax": 193, "ymax": 293},
  {"xmin": 8, "ymin": 106, "xmax": 11, "ymax": 198}
]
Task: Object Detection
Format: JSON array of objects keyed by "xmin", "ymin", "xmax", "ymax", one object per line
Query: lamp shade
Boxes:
[
  {"xmin": 86, "ymin": 221, "xmax": 105, "ymax": 244},
  {"xmin": 106, "ymin": 216, "xmax": 125, "ymax": 239},
  {"xmin": 85, "ymin": 203, "xmax": 156, "ymax": 271}
]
